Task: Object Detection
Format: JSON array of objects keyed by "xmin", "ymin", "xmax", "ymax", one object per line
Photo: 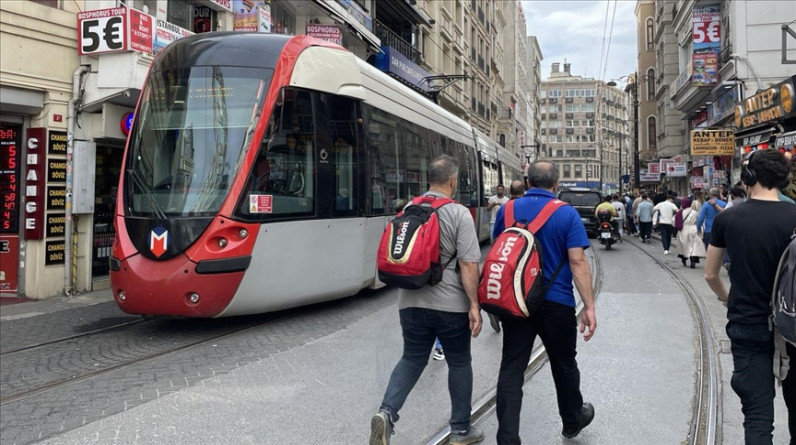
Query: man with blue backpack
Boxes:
[
  {"xmin": 705, "ymin": 149, "xmax": 796, "ymax": 444},
  {"xmin": 490, "ymin": 161, "xmax": 597, "ymax": 443}
]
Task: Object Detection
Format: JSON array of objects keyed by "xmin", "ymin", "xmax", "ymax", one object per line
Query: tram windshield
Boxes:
[{"xmin": 126, "ymin": 66, "xmax": 272, "ymax": 217}]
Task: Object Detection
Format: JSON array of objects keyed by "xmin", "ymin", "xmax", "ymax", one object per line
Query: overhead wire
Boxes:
[
  {"xmin": 602, "ymin": 0, "xmax": 618, "ymax": 81},
  {"xmin": 597, "ymin": 0, "xmax": 611, "ymax": 81}
]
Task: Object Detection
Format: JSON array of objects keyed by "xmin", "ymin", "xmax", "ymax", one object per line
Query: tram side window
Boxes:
[
  {"xmin": 482, "ymin": 160, "xmax": 499, "ymax": 205},
  {"xmin": 400, "ymin": 122, "xmax": 431, "ymax": 201},
  {"xmin": 240, "ymin": 88, "xmax": 315, "ymax": 219},
  {"xmin": 366, "ymin": 106, "xmax": 405, "ymax": 214},
  {"xmin": 327, "ymin": 96, "xmax": 360, "ymax": 217}
]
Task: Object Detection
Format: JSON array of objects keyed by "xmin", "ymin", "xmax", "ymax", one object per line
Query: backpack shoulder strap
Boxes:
[
  {"xmin": 527, "ymin": 199, "xmax": 568, "ymax": 234},
  {"xmin": 414, "ymin": 195, "xmax": 454, "ymax": 210},
  {"xmin": 504, "ymin": 199, "xmax": 516, "ymax": 228}
]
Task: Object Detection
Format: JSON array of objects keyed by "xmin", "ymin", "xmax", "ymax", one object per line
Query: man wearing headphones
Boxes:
[{"xmin": 705, "ymin": 149, "xmax": 796, "ymax": 444}]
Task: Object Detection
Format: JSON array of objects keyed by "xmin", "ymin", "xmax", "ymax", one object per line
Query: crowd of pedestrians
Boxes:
[{"xmin": 371, "ymin": 150, "xmax": 795, "ymax": 445}]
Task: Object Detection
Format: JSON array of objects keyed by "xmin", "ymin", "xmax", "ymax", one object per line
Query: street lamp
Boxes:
[{"xmin": 520, "ymin": 144, "xmax": 540, "ymax": 188}]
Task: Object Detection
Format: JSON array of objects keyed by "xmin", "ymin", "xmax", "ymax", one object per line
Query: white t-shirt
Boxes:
[
  {"xmin": 653, "ymin": 200, "xmax": 679, "ymax": 225},
  {"xmin": 488, "ymin": 195, "xmax": 510, "ymax": 223},
  {"xmin": 611, "ymin": 201, "xmax": 625, "ymax": 220}
]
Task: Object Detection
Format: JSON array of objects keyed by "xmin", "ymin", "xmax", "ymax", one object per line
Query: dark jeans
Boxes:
[
  {"xmin": 626, "ymin": 215, "xmax": 636, "ymax": 234},
  {"xmin": 496, "ymin": 301, "xmax": 583, "ymax": 444},
  {"xmin": 727, "ymin": 322, "xmax": 796, "ymax": 445},
  {"xmin": 703, "ymin": 232, "xmax": 711, "ymax": 251},
  {"xmin": 659, "ymin": 223, "xmax": 674, "ymax": 250},
  {"xmin": 380, "ymin": 308, "xmax": 473, "ymax": 431},
  {"xmin": 639, "ymin": 221, "xmax": 652, "ymax": 241}
]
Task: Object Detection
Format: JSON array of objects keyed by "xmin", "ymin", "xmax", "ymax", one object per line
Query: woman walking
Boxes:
[{"xmin": 675, "ymin": 197, "xmax": 706, "ymax": 268}]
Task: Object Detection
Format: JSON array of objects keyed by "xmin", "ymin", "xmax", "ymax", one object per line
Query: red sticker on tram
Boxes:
[{"xmin": 249, "ymin": 195, "xmax": 273, "ymax": 214}]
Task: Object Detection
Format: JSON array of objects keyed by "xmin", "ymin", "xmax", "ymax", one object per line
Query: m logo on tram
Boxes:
[{"xmin": 149, "ymin": 227, "xmax": 169, "ymax": 258}]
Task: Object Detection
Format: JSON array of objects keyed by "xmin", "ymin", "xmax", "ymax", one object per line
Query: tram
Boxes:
[{"xmin": 110, "ymin": 33, "xmax": 524, "ymax": 317}]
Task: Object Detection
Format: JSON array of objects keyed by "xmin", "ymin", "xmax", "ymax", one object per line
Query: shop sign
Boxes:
[
  {"xmin": 46, "ymin": 214, "xmax": 66, "ymax": 238},
  {"xmin": 374, "ymin": 46, "xmax": 432, "ymax": 93},
  {"xmin": 205, "ymin": 0, "xmax": 232, "ymax": 12},
  {"xmin": 48, "ymin": 131, "xmax": 67, "ymax": 155},
  {"xmin": 24, "ymin": 128, "xmax": 46, "ymax": 240},
  {"xmin": 0, "ymin": 235, "xmax": 19, "ymax": 293},
  {"xmin": 47, "ymin": 186, "xmax": 66, "ymax": 211},
  {"xmin": 258, "ymin": 4, "xmax": 271, "ymax": 32},
  {"xmin": 775, "ymin": 130, "xmax": 796, "ymax": 150},
  {"xmin": 120, "ymin": 112, "xmax": 134, "ymax": 136},
  {"xmin": 736, "ymin": 129, "xmax": 774, "ymax": 148},
  {"xmin": 690, "ymin": 129, "xmax": 735, "ymax": 155},
  {"xmin": 640, "ymin": 172, "xmax": 660, "ymax": 182},
  {"xmin": 691, "ymin": 4, "xmax": 720, "ymax": 87},
  {"xmin": 648, "ymin": 162, "xmax": 660, "ymax": 174},
  {"xmin": 660, "ymin": 158, "xmax": 675, "ymax": 174},
  {"xmin": 154, "ymin": 19, "xmax": 193, "ymax": 54},
  {"xmin": 45, "ymin": 239, "xmax": 65, "ymax": 266},
  {"xmin": 690, "ymin": 176, "xmax": 707, "ymax": 189},
  {"xmin": 77, "ymin": 7, "xmax": 154, "ymax": 55},
  {"xmin": 47, "ymin": 159, "xmax": 66, "ymax": 183},
  {"xmin": 708, "ymin": 86, "xmax": 739, "ymax": 126},
  {"xmin": 306, "ymin": 24, "xmax": 343, "ymax": 46},
  {"xmin": 1, "ymin": 127, "xmax": 21, "ymax": 234},
  {"xmin": 193, "ymin": 6, "xmax": 212, "ymax": 33},
  {"xmin": 734, "ymin": 76, "xmax": 796, "ymax": 130},
  {"xmin": 692, "ymin": 52, "xmax": 718, "ymax": 87},
  {"xmin": 665, "ymin": 162, "xmax": 688, "ymax": 177}
]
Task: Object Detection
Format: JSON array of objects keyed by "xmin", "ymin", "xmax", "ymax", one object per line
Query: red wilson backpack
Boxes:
[
  {"xmin": 478, "ymin": 198, "xmax": 569, "ymax": 319},
  {"xmin": 377, "ymin": 196, "xmax": 454, "ymax": 289}
]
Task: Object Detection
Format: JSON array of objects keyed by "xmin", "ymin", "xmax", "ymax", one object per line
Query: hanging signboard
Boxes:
[
  {"xmin": 648, "ymin": 162, "xmax": 661, "ymax": 174},
  {"xmin": 77, "ymin": 7, "xmax": 154, "ymax": 55},
  {"xmin": 690, "ymin": 129, "xmax": 735, "ymax": 155},
  {"xmin": 666, "ymin": 162, "xmax": 688, "ymax": 177},
  {"xmin": 24, "ymin": 128, "xmax": 46, "ymax": 240},
  {"xmin": 691, "ymin": 4, "xmax": 720, "ymax": 87},
  {"xmin": 306, "ymin": 24, "xmax": 343, "ymax": 46},
  {"xmin": 639, "ymin": 172, "xmax": 661, "ymax": 182}
]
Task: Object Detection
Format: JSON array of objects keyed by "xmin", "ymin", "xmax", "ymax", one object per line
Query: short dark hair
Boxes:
[
  {"xmin": 528, "ymin": 161, "xmax": 559, "ymax": 189},
  {"xmin": 750, "ymin": 149, "xmax": 790, "ymax": 190},
  {"xmin": 730, "ymin": 186, "xmax": 746, "ymax": 199},
  {"xmin": 496, "ymin": 184, "xmax": 505, "ymax": 190},
  {"xmin": 642, "ymin": 194, "xmax": 648, "ymax": 200},
  {"xmin": 603, "ymin": 195, "xmax": 612, "ymax": 202},
  {"xmin": 428, "ymin": 155, "xmax": 459, "ymax": 185}
]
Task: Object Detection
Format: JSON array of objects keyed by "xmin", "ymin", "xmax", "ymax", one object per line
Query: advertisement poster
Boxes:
[
  {"xmin": 306, "ymin": 24, "xmax": 342, "ymax": 46},
  {"xmin": 692, "ymin": 52, "xmax": 718, "ymax": 87},
  {"xmin": 234, "ymin": 0, "xmax": 260, "ymax": 31},
  {"xmin": 193, "ymin": 6, "xmax": 212, "ymax": 33},
  {"xmin": 691, "ymin": 129, "xmax": 735, "ymax": 156},
  {"xmin": 154, "ymin": 19, "xmax": 193, "ymax": 53}
]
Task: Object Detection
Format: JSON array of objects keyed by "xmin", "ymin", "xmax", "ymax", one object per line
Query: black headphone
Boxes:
[{"xmin": 741, "ymin": 150, "xmax": 758, "ymax": 187}]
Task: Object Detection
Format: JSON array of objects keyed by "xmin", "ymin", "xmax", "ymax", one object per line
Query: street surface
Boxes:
[{"xmin": 0, "ymin": 239, "xmax": 790, "ymax": 444}]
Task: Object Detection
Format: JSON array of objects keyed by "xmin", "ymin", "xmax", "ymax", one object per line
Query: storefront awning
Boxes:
[{"xmin": 0, "ymin": 87, "xmax": 43, "ymax": 116}]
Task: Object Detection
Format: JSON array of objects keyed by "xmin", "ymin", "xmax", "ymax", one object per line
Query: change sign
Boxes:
[{"xmin": 690, "ymin": 129, "xmax": 734, "ymax": 156}]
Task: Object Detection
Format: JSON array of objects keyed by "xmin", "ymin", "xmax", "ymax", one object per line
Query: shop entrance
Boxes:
[{"xmin": 92, "ymin": 144, "xmax": 123, "ymax": 281}]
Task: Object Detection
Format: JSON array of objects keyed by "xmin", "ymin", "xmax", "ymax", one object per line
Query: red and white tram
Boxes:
[{"xmin": 111, "ymin": 33, "xmax": 524, "ymax": 317}]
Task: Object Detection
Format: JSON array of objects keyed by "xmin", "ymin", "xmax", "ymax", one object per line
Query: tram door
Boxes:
[{"xmin": 314, "ymin": 94, "xmax": 370, "ymax": 289}]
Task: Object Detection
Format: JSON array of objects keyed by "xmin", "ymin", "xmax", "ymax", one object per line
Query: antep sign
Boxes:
[{"xmin": 690, "ymin": 129, "xmax": 734, "ymax": 156}]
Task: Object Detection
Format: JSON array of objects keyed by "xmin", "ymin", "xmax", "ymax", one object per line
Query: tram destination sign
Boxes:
[{"xmin": 690, "ymin": 129, "xmax": 734, "ymax": 156}]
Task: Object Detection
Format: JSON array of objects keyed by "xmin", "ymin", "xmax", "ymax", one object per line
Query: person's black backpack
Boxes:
[{"xmin": 772, "ymin": 228, "xmax": 796, "ymax": 380}]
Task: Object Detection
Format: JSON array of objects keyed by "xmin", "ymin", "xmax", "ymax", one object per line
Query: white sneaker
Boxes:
[
  {"xmin": 664, "ymin": 250, "xmax": 669, "ymax": 255},
  {"xmin": 432, "ymin": 348, "xmax": 445, "ymax": 361}
]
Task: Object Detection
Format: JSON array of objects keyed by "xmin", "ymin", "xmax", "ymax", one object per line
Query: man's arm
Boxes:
[
  {"xmin": 458, "ymin": 261, "xmax": 482, "ymax": 337},
  {"xmin": 696, "ymin": 205, "xmax": 707, "ymax": 232},
  {"xmin": 569, "ymin": 247, "xmax": 597, "ymax": 341},
  {"xmin": 704, "ymin": 245, "xmax": 728, "ymax": 305}
]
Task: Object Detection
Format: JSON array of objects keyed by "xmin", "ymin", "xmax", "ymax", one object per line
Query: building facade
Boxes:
[
  {"xmin": 526, "ymin": 35, "xmax": 543, "ymax": 162},
  {"xmin": 540, "ymin": 63, "xmax": 629, "ymax": 194},
  {"xmin": 634, "ymin": 0, "xmax": 658, "ymax": 189}
]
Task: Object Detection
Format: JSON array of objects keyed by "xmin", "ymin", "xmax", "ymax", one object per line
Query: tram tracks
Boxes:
[
  {"xmin": 428, "ymin": 246, "xmax": 605, "ymax": 445},
  {"xmin": 625, "ymin": 237, "xmax": 719, "ymax": 445},
  {"xmin": 0, "ymin": 315, "xmax": 274, "ymax": 406}
]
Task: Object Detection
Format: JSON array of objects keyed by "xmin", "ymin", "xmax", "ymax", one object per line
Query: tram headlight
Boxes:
[
  {"xmin": 239, "ymin": 229, "xmax": 248, "ymax": 238},
  {"xmin": 218, "ymin": 238, "xmax": 228, "ymax": 248},
  {"xmin": 189, "ymin": 292, "xmax": 200, "ymax": 304},
  {"xmin": 118, "ymin": 290, "xmax": 126, "ymax": 301}
]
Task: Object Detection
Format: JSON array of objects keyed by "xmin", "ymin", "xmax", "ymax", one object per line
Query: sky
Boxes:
[{"xmin": 522, "ymin": 0, "xmax": 637, "ymax": 85}]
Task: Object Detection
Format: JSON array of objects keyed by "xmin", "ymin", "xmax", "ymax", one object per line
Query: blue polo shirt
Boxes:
[{"xmin": 493, "ymin": 189, "xmax": 590, "ymax": 307}]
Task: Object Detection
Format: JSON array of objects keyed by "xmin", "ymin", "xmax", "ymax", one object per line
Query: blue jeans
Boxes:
[
  {"xmin": 727, "ymin": 322, "xmax": 796, "ymax": 445},
  {"xmin": 380, "ymin": 308, "xmax": 473, "ymax": 431},
  {"xmin": 496, "ymin": 301, "xmax": 583, "ymax": 444},
  {"xmin": 659, "ymin": 223, "xmax": 674, "ymax": 250}
]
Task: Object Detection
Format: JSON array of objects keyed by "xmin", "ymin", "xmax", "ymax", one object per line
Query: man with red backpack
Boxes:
[
  {"xmin": 491, "ymin": 161, "xmax": 597, "ymax": 443},
  {"xmin": 371, "ymin": 155, "xmax": 484, "ymax": 445}
]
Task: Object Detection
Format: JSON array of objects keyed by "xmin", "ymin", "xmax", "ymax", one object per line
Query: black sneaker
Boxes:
[
  {"xmin": 370, "ymin": 411, "xmax": 393, "ymax": 445},
  {"xmin": 562, "ymin": 402, "xmax": 594, "ymax": 439}
]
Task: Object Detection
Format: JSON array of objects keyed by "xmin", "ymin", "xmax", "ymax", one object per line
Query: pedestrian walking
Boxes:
[
  {"xmin": 652, "ymin": 194, "xmax": 679, "ymax": 254},
  {"xmin": 705, "ymin": 149, "xmax": 796, "ymax": 445},
  {"xmin": 635, "ymin": 194, "xmax": 654, "ymax": 244},
  {"xmin": 624, "ymin": 194, "xmax": 637, "ymax": 235},
  {"xmin": 488, "ymin": 185, "xmax": 510, "ymax": 243},
  {"xmin": 697, "ymin": 187, "xmax": 726, "ymax": 250},
  {"xmin": 611, "ymin": 194, "xmax": 625, "ymax": 240},
  {"xmin": 674, "ymin": 198, "xmax": 705, "ymax": 268},
  {"xmin": 492, "ymin": 161, "xmax": 597, "ymax": 444},
  {"xmin": 370, "ymin": 155, "xmax": 484, "ymax": 445}
]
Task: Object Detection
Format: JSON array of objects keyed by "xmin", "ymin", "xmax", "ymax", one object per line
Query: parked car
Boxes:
[{"xmin": 558, "ymin": 188, "xmax": 602, "ymax": 237}]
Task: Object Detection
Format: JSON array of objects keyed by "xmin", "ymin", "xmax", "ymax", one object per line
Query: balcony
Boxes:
[
  {"xmin": 719, "ymin": 43, "xmax": 733, "ymax": 69},
  {"xmin": 374, "ymin": 19, "xmax": 421, "ymax": 64}
]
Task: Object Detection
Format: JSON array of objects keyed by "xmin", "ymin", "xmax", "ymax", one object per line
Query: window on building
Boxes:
[
  {"xmin": 563, "ymin": 164, "xmax": 571, "ymax": 178},
  {"xmin": 29, "ymin": 0, "xmax": 58, "ymax": 7},
  {"xmin": 647, "ymin": 68, "xmax": 656, "ymax": 100},
  {"xmin": 646, "ymin": 18, "xmax": 654, "ymax": 51},
  {"xmin": 575, "ymin": 164, "xmax": 582, "ymax": 177},
  {"xmin": 648, "ymin": 116, "xmax": 657, "ymax": 152}
]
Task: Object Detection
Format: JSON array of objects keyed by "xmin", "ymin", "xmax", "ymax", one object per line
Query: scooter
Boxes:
[{"xmin": 596, "ymin": 210, "xmax": 620, "ymax": 250}]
